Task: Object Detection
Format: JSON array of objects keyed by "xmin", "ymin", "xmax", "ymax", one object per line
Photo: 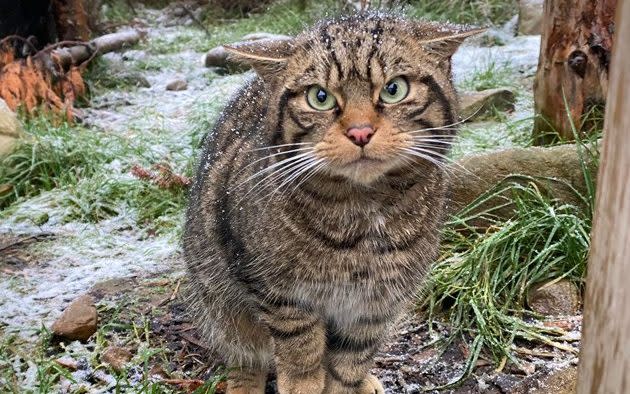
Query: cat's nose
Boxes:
[{"xmin": 346, "ymin": 125, "xmax": 375, "ymax": 147}]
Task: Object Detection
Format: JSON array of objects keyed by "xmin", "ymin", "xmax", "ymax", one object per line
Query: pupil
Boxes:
[
  {"xmin": 387, "ymin": 83, "xmax": 398, "ymax": 95},
  {"xmin": 316, "ymin": 89, "xmax": 327, "ymax": 103}
]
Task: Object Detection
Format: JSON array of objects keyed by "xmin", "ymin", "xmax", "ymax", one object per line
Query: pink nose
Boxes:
[{"xmin": 346, "ymin": 126, "xmax": 375, "ymax": 147}]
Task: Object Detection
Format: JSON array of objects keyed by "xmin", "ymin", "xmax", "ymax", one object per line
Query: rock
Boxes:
[
  {"xmin": 510, "ymin": 365, "xmax": 578, "ymax": 394},
  {"xmin": 0, "ymin": 98, "xmax": 24, "ymax": 157},
  {"xmin": 55, "ymin": 356, "xmax": 79, "ymax": 371},
  {"xmin": 459, "ymin": 88, "xmax": 516, "ymax": 121},
  {"xmin": 518, "ymin": 0, "xmax": 544, "ymax": 35},
  {"xmin": 102, "ymin": 346, "xmax": 133, "ymax": 371},
  {"xmin": 205, "ymin": 46, "xmax": 233, "ymax": 68},
  {"xmin": 204, "ymin": 35, "xmax": 291, "ymax": 73},
  {"xmin": 118, "ymin": 71, "xmax": 151, "ymax": 88},
  {"xmin": 527, "ymin": 280, "xmax": 581, "ymax": 316},
  {"xmin": 166, "ymin": 78, "xmax": 188, "ymax": 91},
  {"xmin": 528, "ymin": 365, "xmax": 577, "ymax": 394},
  {"xmin": 51, "ymin": 294, "xmax": 98, "ymax": 341}
]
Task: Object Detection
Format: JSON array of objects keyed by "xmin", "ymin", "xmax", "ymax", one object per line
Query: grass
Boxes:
[
  {"xmin": 0, "ymin": 284, "xmax": 227, "ymax": 393},
  {"xmin": 459, "ymin": 60, "xmax": 517, "ymax": 92},
  {"xmin": 0, "ymin": 114, "xmax": 192, "ymax": 233},
  {"xmin": 200, "ymin": 0, "xmax": 344, "ymax": 49},
  {"xmin": 0, "ymin": 326, "xmax": 75, "ymax": 393},
  {"xmin": 423, "ymin": 122, "xmax": 599, "ymax": 387},
  {"xmin": 405, "ymin": 0, "xmax": 518, "ymax": 25},
  {"xmin": 0, "ymin": 116, "xmax": 113, "ymax": 209}
]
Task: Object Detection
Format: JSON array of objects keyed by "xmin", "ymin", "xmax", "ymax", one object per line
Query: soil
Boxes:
[{"xmin": 79, "ymin": 275, "xmax": 580, "ymax": 393}]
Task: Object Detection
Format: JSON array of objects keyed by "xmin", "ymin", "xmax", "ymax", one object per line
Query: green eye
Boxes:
[
  {"xmin": 306, "ymin": 85, "xmax": 337, "ymax": 111},
  {"xmin": 380, "ymin": 77, "xmax": 409, "ymax": 104}
]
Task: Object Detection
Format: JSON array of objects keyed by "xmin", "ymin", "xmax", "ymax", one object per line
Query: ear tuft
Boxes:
[
  {"xmin": 414, "ymin": 22, "xmax": 487, "ymax": 58},
  {"xmin": 223, "ymin": 38, "xmax": 295, "ymax": 77}
]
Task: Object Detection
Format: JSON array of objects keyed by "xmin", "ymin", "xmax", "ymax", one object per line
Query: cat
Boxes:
[{"xmin": 183, "ymin": 12, "xmax": 482, "ymax": 394}]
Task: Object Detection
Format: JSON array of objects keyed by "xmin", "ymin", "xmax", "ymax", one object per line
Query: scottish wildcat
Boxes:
[{"xmin": 184, "ymin": 13, "xmax": 481, "ymax": 394}]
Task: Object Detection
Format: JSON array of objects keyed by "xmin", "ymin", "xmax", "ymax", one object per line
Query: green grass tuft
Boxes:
[
  {"xmin": 459, "ymin": 60, "xmax": 517, "ymax": 92},
  {"xmin": 0, "ymin": 117, "xmax": 115, "ymax": 209},
  {"xmin": 424, "ymin": 107, "xmax": 599, "ymax": 386},
  {"xmin": 423, "ymin": 179, "xmax": 592, "ymax": 387}
]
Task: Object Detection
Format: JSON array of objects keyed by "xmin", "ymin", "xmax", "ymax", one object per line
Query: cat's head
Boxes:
[{"xmin": 226, "ymin": 13, "xmax": 483, "ymax": 185}]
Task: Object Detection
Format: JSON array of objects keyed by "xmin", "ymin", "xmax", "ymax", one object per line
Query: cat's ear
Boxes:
[
  {"xmin": 415, "ymin": 22, "xmax": 487, "ymax": 58},
  {"xmin": 224, "ymin": 38, "xmax": 295, "ymax": 78}
]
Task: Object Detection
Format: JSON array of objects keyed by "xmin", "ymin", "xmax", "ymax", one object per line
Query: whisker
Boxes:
[
  {"xmin": 288, "ymin": 160, "xmax": 327, "ymax": 197},
  {"xmin": 233, "ymin": 154, "xmax": 317, "ymax": 210},
  {"xmin": 231, "ymin": 151, "xmax": 313, "ymax": 191},
  {"xmin": 234, "ymin": 147, "xmax": 315, "ymax": 177},
  {"xmin": 412, "ymin": 137, "xmax": 455, "ymax": 145},
  {"xmin": 259, "ymin": 157, "xmax": 324, "ymax": 206},
  {"xmin": 402, "ymin": 148, "xmax": 450, "ymax": 172},
  {"xmin": 247, "ymin": 142, "xmax": 313, "ymax": 152},
  {"xmin": 402, "ymin": 109, "xmax": 484, "ymax": 135},
  {"xmin": 406, "ymin": 146, "xmax": 477, "ymax": 178}
]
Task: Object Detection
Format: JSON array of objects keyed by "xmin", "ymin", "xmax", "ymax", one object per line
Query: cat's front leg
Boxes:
[
  {"xmin": 263, "ymin": 306, "xmax": 327, "ymax": 394},
  {"xmin": 323, "ymin": 319, "xmax": 387, "ymax": 394}
]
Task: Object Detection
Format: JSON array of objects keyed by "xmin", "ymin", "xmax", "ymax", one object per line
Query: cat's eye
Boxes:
[
  {"xmin": 306, "ymin": 85, "xmax": 337, "ymax": 111},
  {"xmin": 380, "ymin": 77, "xmax": 409, "ymax": 104}
]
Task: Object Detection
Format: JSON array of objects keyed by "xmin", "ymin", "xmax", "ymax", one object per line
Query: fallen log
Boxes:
[
  {"xmin": 448, "ymin": 143, "xmax": 598, "ymax": 220},
  {"xmin": 52, "ymin": 30, "xmax": 143, "ymax": 71}
]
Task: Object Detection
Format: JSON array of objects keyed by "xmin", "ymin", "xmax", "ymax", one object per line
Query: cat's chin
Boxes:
[{"xmin": 329, "ymin": 158, "xmax": 399, "ymax": 185}]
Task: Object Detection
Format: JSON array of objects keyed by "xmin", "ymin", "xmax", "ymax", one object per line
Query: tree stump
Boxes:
[{"xmin": 532, "ymin": 0, "xmax": 616, "ymax": 145}]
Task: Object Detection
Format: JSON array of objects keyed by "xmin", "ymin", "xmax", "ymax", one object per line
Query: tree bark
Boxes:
[
  {"xmin": 52, "ymin": 0, "xmax": 91, "ymax": 41},
  {"xmin": 577, "ymin": 1, "xmax": 630, "ymax": 392},
  {"xmin": 532, "ymin": 0, "xmax": 616, "ymax": 144}
]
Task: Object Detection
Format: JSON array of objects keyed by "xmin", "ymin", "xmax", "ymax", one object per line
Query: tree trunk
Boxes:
[
  {"xmin": 532, "ymin": 0, "xmax": 616, "ymax": 145},
  {"xmin": 576, "ymin": 1, "xmax": 630, "ymax": 392},
  {"xmin": 51, "ymin": 0, "xmax": 91, "ymax": 41}
]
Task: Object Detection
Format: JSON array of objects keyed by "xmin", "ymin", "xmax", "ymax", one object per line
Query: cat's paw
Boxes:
[{"xmin": 362, "ymin": 374, "xmax": 384, "ymax": 394}]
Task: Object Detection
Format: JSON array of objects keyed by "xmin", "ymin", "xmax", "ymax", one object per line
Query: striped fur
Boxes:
[{"xmin": 183, "ymin": 12, "xmax": 481, "ymax": 394}]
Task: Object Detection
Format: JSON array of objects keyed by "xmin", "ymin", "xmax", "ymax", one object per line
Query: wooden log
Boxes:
[
  {"xmin": 532, "ymin": 0, "xmax": 616, "ymax": 144},
  {"xmin": 448, "ymin": 143, "xmax": 597, "ymax": 219},
  {"xmin": 52, "ymin": 30, "xmax": 143, "ymax": 70},
  {"xmin": 576, "ymin": 1, "xmax": 630, "ymax": 392}
]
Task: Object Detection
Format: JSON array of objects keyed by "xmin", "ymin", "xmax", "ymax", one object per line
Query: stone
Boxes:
[
  {"xmin": 166, "ymin": 78, "xmax": 188, "ymax": 91},
  {"xmin": 528, "ymin": 365, "xmax": 577, "ymax": 394},
  {"xmin": 204, "ymin": 34, "xmax": 291, "ymax": 73},
  {"xmin": 518, "ymin": 0, "xmax": 544, "ymax": 35},
  {"xmin": 0, "ymin": 98, "xmax": 24, "ymax": 157},
  {"xmin": 459, "ymin": 88, "xmax": 516, "ymax": 121},
  {"xmin": 102, "ymin": 346, "xmax": 133, "ymax": 371},
  {"xmin": 51, "ymin": 294, "xmax": 98, "ymax": 341},
  {"xmin": 55, "ymin": 356, "xmax": 79, "ymax": 371},
  {"xmin": 527, "ymin": 280, "xmax": 581, "ymax": 316},
  {"xmin": 118, "ymin": 71, "xmax": 151, "ymax": 88}
]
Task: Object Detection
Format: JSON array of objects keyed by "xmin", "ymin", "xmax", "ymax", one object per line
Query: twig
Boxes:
[
  {"xmin": 512, "ymin": 346, "xmax": 557, "ymax": 358},
  {"xmin": 169, "ymin": 278, "xmax": 182, "ymax": 301},
  {"xmin": 0, "ymin": 35, "xmax": 38, "ymax": 54},
  {"xmin": 180, "ymin": 5, "xmax": 211, "ymax": 38},
  {"xmin": 0, "ymin": 233, "xmax": 55, "ymax": 253}
]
